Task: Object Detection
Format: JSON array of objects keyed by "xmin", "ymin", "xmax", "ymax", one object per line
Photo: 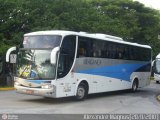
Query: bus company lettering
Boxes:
[{"xmin": 83, "ymin": 59, "xmax": 101, "ymax": 65}]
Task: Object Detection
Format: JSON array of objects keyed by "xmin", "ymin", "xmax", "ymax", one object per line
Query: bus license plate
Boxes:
[{"xmin": 26, "ymin": 90, "xmax": 34, "ymax": 94}]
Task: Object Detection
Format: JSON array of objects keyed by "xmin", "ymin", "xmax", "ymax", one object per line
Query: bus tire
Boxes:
[
  {"xmin": 75, "ymin": 83, "xmax": 87, "ymax": 100},
  {"xmin": 131, "ymin": 79, "xmax": 138, "ymax": 92},
  {"xmin": 156, "ymin": 81, "xmax": 159, "ymax": 84}
]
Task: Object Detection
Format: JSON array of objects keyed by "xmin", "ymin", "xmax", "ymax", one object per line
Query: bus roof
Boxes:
[{"xmin": 24, "ymin": 30, "xmax": 151, "ymax": 49}]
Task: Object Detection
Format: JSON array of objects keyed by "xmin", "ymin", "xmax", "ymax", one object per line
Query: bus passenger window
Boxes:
[
  {"xmin": 77, "ymin": 38, "xmax": 88, "ymax": 57},
  {"xmin": 79, "ymin": 48, "xmax": 86, "ymax": 57}
]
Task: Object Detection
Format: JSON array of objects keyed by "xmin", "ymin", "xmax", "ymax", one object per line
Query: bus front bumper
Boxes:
[{"xmin": 14, "ymin": 84, "xmax": 56, "ymax": 98}]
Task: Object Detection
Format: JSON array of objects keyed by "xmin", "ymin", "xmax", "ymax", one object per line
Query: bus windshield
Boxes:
[
  {"xmin": 156, "ymin": 59, "xmax": 160, "ymax": 74},
  {"xmin": 16, "ymin": 49, "xmax": 56, "ymax": 80},
  {"xmin": 16, "ymin": 35, "xmax": 62, "ymax": 80}
]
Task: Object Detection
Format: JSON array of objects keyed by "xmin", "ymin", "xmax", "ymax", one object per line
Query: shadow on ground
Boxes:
[{"xmin": 19, "ymin": 89, "xmax": 151, "ymax": 105}]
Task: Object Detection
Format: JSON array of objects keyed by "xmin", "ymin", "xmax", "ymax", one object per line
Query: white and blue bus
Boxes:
[
  {"xmin": 6, "ymin": 30, "xmax": 151, "ymax": 100},
  {"xmin": 153, "ymin": 53, "xmax": 160, "ymax": 83}
]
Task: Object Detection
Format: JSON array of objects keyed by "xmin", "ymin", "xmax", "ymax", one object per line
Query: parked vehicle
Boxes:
[{"xmin": 152, "ymin": 53, "xmax": 160, "ymax": 83}]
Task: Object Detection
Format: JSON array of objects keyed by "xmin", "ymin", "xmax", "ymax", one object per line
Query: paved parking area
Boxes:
[{"xmin": 0, "ymin": 81, "xmax": 160, "ymax": 114}]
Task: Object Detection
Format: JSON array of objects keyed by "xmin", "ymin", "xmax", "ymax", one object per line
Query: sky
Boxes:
[{"xmin": 134, "ymin": 0, "xmax": 160, "ymax": 10}]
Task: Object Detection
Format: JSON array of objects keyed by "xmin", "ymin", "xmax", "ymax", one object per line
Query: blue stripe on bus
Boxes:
[
  {"xmin": 77, "ymin": 63, "xmax": 148, "ymax": 81},
  {"xmin": 27, "ymin": 80, "xmax": 51, "ymax": 84}
]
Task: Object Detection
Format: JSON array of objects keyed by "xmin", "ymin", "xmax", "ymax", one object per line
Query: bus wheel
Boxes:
[
  {"xmin": 131, "ymin": 79, "xmax": 138, "ymax": 92},
  {"xmin": 76, "ymin": 83, "xmax": 87, "ymax": 100},
  {"xmin": 156, "ymin": 81, "xmax": 159, "ymax": 84}
]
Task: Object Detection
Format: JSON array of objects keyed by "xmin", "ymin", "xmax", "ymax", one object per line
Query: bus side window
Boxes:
[
  {"xmin": 77, "ymin": 37, "xmax": 91, "ymax": 58},
  {"xmin": 123, "ymin": 47, "xmax": 129, "ymax": 60},
  {"xmin": 79, "ymin": 48, "xmax": 86, "ymax": 57},
  {"xmin": 57, "ymin": 35, "xmax": 76, "ymax": 78}
]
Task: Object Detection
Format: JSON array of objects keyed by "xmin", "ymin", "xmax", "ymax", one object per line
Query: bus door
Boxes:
[{"xmin": 56, "ymin": 35, "xmax": 77, "ymax": 97}]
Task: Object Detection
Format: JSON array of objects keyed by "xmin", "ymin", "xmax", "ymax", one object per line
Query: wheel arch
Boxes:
[
  {"xmin": 132, "ymin": 77, "xmax": 139, "ymax": 88},
  {"xmin": 74, "ymin": 79, "xmax": 89, "ymax": 96}
]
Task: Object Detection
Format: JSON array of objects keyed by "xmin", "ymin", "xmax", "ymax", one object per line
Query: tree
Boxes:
[
  {"xmin": 90, "ymin": 0, "xmax": 160, "ymax": 57},
  {"xmin": 0, "ymin": 0, "xmax": 160, "ymax": 57}
]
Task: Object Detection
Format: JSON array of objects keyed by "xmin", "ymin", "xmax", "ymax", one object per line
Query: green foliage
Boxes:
[
  {"xmin": 0, "ymin": 0, "xmax": 160, "ymax": 57},
  {"xmin": 90, "ymin": 0, "xmax": 160, "ymax": 57}
]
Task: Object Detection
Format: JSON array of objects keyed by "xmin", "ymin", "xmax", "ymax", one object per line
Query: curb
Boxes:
[{"xmin": 0, "ymin": 87, "xmax": 15, "ymax": 91}]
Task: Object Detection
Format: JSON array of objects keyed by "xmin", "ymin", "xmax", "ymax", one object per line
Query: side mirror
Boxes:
[
  {"xmin": 6, "ymin": 46, "xmax": 16, "ymax": 63},
  {"xmin": 50, "ymin": 47, "xmax": 60, "ymax": 64}
]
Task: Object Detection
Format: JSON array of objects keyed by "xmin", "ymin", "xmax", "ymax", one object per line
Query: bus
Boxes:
[
  {"xmin": 6, "ymin": 30, "xmax": 152, "ymax": 100},
  {"xmin": 153, "ymin": 53, "xmax": 160, "ymax": 83}
]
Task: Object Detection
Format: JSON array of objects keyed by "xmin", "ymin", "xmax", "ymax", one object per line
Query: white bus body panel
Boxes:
[{"xmin": 55, "ymin": 72, "xmax": 150, "ymax": 98}]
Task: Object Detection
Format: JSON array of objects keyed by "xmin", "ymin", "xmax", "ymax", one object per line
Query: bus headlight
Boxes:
[{"xmin": 41, "ymin": 83, "xmax": 53, "ymax": 89}]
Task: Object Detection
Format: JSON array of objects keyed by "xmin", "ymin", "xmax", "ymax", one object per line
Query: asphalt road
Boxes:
[{"xmin": 0, "ymin": 81, "xmax": 160, "ymax": 119}]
